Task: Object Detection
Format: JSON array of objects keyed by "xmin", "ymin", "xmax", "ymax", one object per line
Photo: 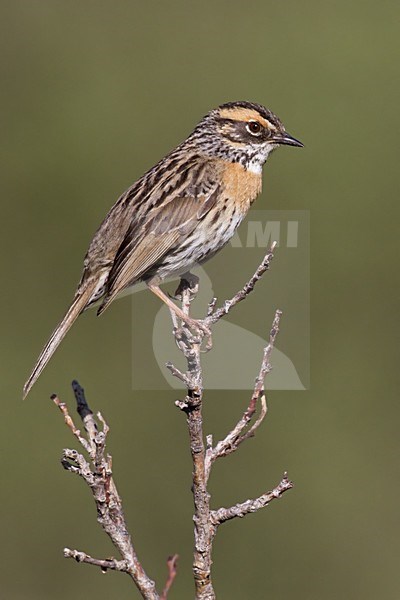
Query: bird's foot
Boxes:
[
  {"xmin": 176, "ymin": 274, "xmax": 212, "ymax": 350},
  {"xmin": 173, "ymin": 272, "xmax": 200, "ymax": 300},
  {"xmin": 174, "ymin": 316, "xmax": 212, "ymax": 352},
  {"xmin": 147, "ymin": 278, "xmax": 212, "ymax": 351}
]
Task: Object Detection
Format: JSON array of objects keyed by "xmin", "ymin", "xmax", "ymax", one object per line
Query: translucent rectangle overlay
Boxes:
[{"xmin": 131, "ymin": 210, "xmax": 309, "ymax": 391}]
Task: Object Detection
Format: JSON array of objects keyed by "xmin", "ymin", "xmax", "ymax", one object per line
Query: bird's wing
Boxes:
[
  {"xmin": 77, "ymin": 157, "xmax": 188, "ymax": 287},
  {"xmin": 97, "ymin": 161, "xmax": 220, "ymax": 315}
]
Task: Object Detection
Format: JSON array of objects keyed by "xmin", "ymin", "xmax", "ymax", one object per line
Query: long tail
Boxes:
[{"xmin": 23, "ymin": 282, "xmax": 98, "ymax": 399}]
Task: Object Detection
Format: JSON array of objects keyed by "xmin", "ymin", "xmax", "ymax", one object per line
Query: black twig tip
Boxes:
[{"xmin": 71, "ymin": 380, "xmax": 93, "ymax": 419}]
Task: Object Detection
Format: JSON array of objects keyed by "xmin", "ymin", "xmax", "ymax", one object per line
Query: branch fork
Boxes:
[
  {"xmin": 53, "ymin": 384, "xmax": 173, "ymax": 600},
  {"xmin": 52, "ymin": 243, "xmax": 293, "ymax": 599},
  {"xmin": 166, "ymin": 244, "xmax": 293, "ymax": 599}
]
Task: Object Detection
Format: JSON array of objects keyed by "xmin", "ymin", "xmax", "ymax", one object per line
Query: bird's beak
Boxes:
[{"xmin": 272, "ymin": 132, "xmax": 304, "ymax": 148}]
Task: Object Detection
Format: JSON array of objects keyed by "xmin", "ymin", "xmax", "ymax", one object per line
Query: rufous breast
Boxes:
[{"xmin": 220, "ymin": 160, "xmax": 262, "ymax": 214}]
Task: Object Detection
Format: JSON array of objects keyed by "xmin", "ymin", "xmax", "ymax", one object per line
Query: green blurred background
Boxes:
[{"xmin": 1, "ymin": 1, "xmax": 399, "ymax": 598}]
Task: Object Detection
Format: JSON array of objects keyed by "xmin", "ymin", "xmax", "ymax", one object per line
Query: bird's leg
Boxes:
[{"xmin": 147, "ymin": 282, "xmax": 211, "ymax": 341}]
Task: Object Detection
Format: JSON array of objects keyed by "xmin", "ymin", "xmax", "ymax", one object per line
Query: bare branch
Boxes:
[
  {"xmin": 165, "ymin": 361, "xmax": 193, "ymax": 387},
  {"xmin": 72, "ymin": 380, "xmax": 98, "ymax": 454},
  {"xmin": 54, "ymin": 383, "xmax": 161, "ymax": 600},
  {"xmin": 206, "ymin": 297, "xmax": 217, "ymax": 317},
  {"xmin": 205, "ymin": 309, "xmax": 282, "ymax": 478},
  {"xmin": 168, "ymin": 260, "xmax": 291, "ymax": 599},
  {"xmin": 54, "ymin": 248, "xmax": 293, "ymax": 600},
  {"xmin": 63, "ymin": 548, "xmax": 128, "ymax": 573},
  {"xmin": 52, "ymin": 394, "xmax": 93, "ymax": 455},
  {"xmin": 160, "ymin": 554, "xmax": 179, "ymax": 600},
  {"xmin": 204, "ymin": 394, "xmax": 268, "ymax": 482},
  {"xmin": 206, "ymin": 242, "xmax": 277, "ymax": 325},
  {"xmin": 232, "ymin": 394, "xmax": 268, "ymax": 449},
  {"xmin": 171, "ymin": 286, "xmax": 214, "ymax": 599},
  {"xmin": 250, "ymin": 309, "xmax": 282, "ymax": 412},
  {"xmin": 210, "ymin": 473, "xmax": 293, "ymax": 527},
  {"xmin": 61, "ymin": 447, "xmax": 94, "ymax": 482}
]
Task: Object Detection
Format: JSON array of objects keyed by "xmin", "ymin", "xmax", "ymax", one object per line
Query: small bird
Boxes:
[{"xmin": 23, "ymin": 101, "xmax": 303, "ymax": 398}]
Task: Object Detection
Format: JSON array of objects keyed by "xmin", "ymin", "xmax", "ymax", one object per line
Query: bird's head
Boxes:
[{"xmin": 193, "ymin": 101, "xmax": 303, "ymax": 172}]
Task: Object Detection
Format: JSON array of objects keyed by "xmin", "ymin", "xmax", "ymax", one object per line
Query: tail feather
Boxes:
[{"xmin": 23, "ymin": 282, "xmax": 97, "ymax": 399}]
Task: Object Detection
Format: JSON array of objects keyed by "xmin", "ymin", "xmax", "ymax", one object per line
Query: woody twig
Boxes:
[
  {"xmin": 167, "ymin": 245, "xmax": 293, "ymax": 600},
  {"xmin": 53, "ymin": 381, "xmax": 175, "ymax": 600},
  {"xmin": 53, "ymin": 244, "xmax": 293, "ymax": 600}
]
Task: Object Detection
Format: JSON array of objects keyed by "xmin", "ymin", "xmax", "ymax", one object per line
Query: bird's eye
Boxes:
[{"xmin": 246, "ymin": 121, "xmax": 262, "ymax": 135}]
